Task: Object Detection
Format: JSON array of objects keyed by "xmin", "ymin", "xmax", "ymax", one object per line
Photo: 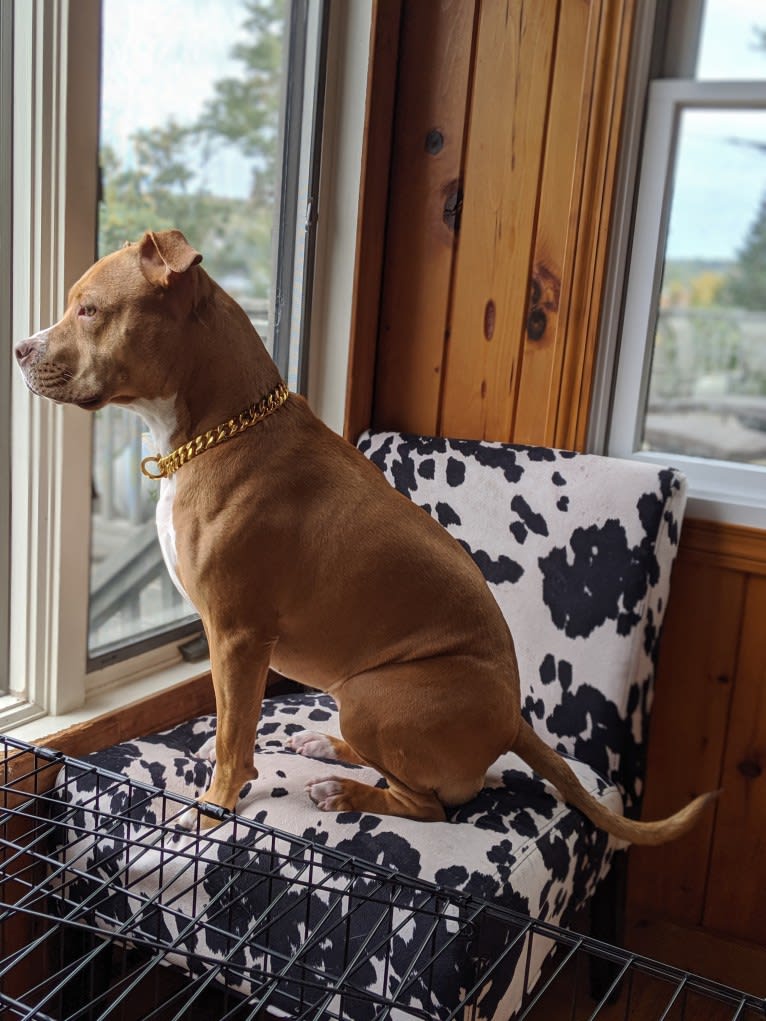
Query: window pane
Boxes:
[
  {"xmin": 89, "ymin": 0, "xmax": 286, "ymax": 659},
  {"xmin": 641, "ymin": 108, "xmax": 766, "ymax": 465},
  {"xmin": 696, "ymin": 1, "xmax": 766, "ymax": 81}
]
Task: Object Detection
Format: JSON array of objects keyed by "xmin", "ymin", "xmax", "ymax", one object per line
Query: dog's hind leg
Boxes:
[{"xmin": 306, "ymin": 775, "xmax": 446, "ymax": 821}]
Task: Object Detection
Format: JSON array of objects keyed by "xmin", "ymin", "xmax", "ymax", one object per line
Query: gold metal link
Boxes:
[{"xmin": 140, "ymin": 381, "xmax": 289, "ymax": 480}]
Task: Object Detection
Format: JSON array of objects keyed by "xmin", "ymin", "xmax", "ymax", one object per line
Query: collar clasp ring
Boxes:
[{"xmin": 141, "ymin": 455, "xmax": 166, "ymax": 480}]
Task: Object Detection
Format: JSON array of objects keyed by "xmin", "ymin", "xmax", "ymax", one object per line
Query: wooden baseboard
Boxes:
[
  {"xmin": 16, "ymin": 670, "xmax": 304, "ymax": 777},
  {"xmin": 626, "ymin": 916, "xmax": 766, "ymax": 997}
]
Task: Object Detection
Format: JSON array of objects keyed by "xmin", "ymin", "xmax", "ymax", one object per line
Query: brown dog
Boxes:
[{"xmin": 16, "ymin": 229, "xmax": 715, "ymax": 843}]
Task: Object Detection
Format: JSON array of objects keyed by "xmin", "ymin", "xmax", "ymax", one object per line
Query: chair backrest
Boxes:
[{"xmin": 358, "ymin": 431, "xmax": 687, "ymax": 818}]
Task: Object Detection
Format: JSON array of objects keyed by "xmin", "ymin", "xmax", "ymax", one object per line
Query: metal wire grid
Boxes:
[{"xmin": 0, "ymin": 735, "xmax": 763, "ymax": 1021}]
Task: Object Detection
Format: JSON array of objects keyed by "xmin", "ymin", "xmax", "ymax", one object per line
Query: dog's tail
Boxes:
[{"xmin": 512, "ymin": 719, "xmax": 717, "ymax": 846}]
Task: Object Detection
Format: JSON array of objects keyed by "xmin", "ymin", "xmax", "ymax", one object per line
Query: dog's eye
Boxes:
[{"xmin": 78, "ymin": 304, "xmax": 97, "ymax": 318}]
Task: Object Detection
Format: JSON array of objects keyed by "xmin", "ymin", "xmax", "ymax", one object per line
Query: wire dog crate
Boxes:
[{"xmin": 0, "ymin": 735, "xmax": 763, "ymax": 1021}]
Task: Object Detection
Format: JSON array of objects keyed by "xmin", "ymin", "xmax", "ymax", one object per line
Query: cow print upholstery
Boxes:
[
  {"xmin": 358, "ymin": 431, "xmax": 686, "ymax": 818},
  {"xmin": 53, "ymin": 432, "xmax": 687, "ymax": 1018}
]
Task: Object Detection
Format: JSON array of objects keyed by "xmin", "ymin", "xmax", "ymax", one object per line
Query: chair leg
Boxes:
[{"xmin": 589, "ymin": 849, "xmax": 628, "ymax": 1003}]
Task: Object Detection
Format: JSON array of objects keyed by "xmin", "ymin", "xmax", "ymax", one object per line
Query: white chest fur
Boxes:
[{"xmin": 129, "ymin": 396, "xmax": 191, "ymax": 603}]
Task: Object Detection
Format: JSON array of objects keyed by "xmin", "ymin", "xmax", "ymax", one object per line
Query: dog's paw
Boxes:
[
  {"xmin": 194, "ymin": 736, "xmax": 258, "ymax": 770},
  {"xmin": 287, "ymin": 730, "xmax": 338, "ymax": 761},
  {"xmin": 305, "ymin": 776, "xmax": 352, "ymax": 812},
  {"xmin": 196, "ymin": 735, "xmax": 217, "ymax": 763},
  {"xmin": 176, "ymin": 806, "xmax": 198, "ymax": 830},
  {"xmin": 176, "ymin": 804, "xmax": 224, "ymax": 831}
]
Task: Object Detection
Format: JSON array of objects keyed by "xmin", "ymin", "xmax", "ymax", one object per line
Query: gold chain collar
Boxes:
[{"xmin": 140, "ymin": 381, "xmax": 289, "ymax": 480}]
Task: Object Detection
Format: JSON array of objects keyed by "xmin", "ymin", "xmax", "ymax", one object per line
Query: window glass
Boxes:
[
  {"xmin": 89, "ymin": 0, "xmax": 286, "ymax": 660},
  {"xmin": 641, "ymin": 108, "xmax": 766, "ymax": 465},
  {"xmin": 696, "ymin": 0, "xmax": 766, "ymax": 81}
]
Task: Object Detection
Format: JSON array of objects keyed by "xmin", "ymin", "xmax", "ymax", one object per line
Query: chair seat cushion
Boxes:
[{"xmin": 57, "ymin": 690, "xmax": 621, "ymax": 1019}]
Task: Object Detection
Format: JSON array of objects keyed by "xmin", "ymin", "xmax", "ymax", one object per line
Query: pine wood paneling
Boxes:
[
  {"xmin": 680, "ymin": 518, "xmax": 766, "ymax": 577},
  {"xmin": 554, "ymin": 0, "xmax": 636, "ymax": 450},
  {"xmin": 439, "ymin": 0, "xmax": 558, "ymax": 441},
  {"xmin": 704, "ymin": 574, "xmax": 766, "ymax": 944},
  {"xmin": 373, "ymin": 0, "xmax": 477, "ymax": 437},
  {"xmin": 344, "ymin": 0, "xmax": 403, "ymax": 442},
  {"xmin": 366, "ymin": 1, "xmax": 637, "ymax": 449},
  {"xmin": 628, "ymin": 557, "xmax": 744, "ymax": 926},
  {"xmin": 513, "ymin": 0, "xmax": 637, "ymax": 449},
  {"xmin": 513, "ymin": 0, "xmax": 594, "ymax": 446}
]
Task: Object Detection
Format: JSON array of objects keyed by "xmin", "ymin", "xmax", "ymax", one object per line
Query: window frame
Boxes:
[
  {"xmin": 592, "ymin": 2, "xmax": 766, "ymax": 530},
  {"xmin": 9, "ymin": 0, "xmax": 98, "ymax": 723},
  {"xmin": 609, "ymin": 79, "xmax": 766, "ymax": 526},
  {"xmin": 0, "ymin": 0, "xmax": 13, "ymax": 709},
  {"xmin": 85, "ymin": 0, "xmax": 329, "ymax": 671}
]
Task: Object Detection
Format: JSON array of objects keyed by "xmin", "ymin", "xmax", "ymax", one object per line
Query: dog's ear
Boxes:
[{"xmin": 139, "ymin": 230, "xmax": 203, "ymax": 287}]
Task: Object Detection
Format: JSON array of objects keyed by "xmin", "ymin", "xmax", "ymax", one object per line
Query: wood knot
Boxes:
[
  {"xmin": 526, "ymin": 263, "xmax": 561, "ymax": 342},
  {"xmin": 527, "ymin": 307, "xmax": 547, "ymax": 341},
  {"xmin": 443, "ymin": 179, "xmax": 463, "ymax": 234},
  {"xmin": 738, "ymin": 760, "xmax": 762, "ymax": 780},
  {"xmin": 483, "ymin": 300, "xmax": 496, "ymax": 341},
  {"xmin": 425, "ymin": 129, "xmax": 444, "ymax": 155}
]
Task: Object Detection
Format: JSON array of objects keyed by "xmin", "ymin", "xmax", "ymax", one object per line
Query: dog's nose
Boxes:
[{"xmin": 15, "ymin": 334, "xmax": 45, "ymax": 367}]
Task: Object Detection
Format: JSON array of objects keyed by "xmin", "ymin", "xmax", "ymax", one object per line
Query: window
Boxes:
[
  {"xmin": 90, "ymin": 0, "xmax": 298, "ymax": 666},
  {"xmin": 4, "ymin": 0, "xmax": 329, "ymax": 724},
  {"xmin": 599, "ymin": 0, "xmax": 766, "ymax": 527}
]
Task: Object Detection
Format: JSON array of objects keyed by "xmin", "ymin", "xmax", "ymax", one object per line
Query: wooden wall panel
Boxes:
[
  {"xmin": 512, "ymin": 0, "xmax": 594, "ymax": 445},
  {"xmin": 439, "ymin": 0, "xmax": 558, "ymax": 441},
  {"xmin": 628, "ymin": 557, "xmax": 744, "ymax": 926},
  {"xmin": 628, "ymin": 519, "xmax": 766, "ymax": 952},
  {"xmin": 680, "ymin": 517, "xmax": 766, "ymax": 576},
  {"xmin": 345, "ymin": 0, "xmax": 403, "ymax": 442},
  {"xmin": 554, "ymin": 0, "xmax": 635, "ymax": 449},
  {"xmin": 368, "ymin": 0, "xmax": 637, "ymax": 449},
  {"xmin": 373, "ymin": 0, "xmax": 477, "ymax": 436},
  {"xmin": 704, "ymin": 574, "xmax": 766, "ymax": 944},
  {"xmin": 513, "ymin": 0, "xmax": 637, "ymax": 449}
]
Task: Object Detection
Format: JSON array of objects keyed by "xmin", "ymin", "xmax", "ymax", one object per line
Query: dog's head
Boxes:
[{"xmin": 15, "ymin": 229, "xmax": 203, "ymax": 410}]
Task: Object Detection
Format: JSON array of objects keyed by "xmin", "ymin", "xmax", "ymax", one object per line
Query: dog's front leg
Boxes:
[{"xmin": 186, "ymin": 627, "xmax": 274, "ymax": 829}]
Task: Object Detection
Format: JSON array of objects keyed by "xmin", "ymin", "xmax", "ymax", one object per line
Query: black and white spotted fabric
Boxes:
[
  {"xmin": 54, "ymin": 433, "xmax": 687, "ymax": 1019},
  {"xmin": 358, "ymin": 432, "xmax": 687, "ymax": 817}
]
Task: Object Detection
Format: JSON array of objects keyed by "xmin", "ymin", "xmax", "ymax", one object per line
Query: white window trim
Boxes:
[
  {"xmin": 594, "ymin": 65, "xmax": 766, "ymax": 529},
  {"xmin": 6, "ymin": 0, "xmax": 372, "ymax": 738},
  {"xmin": 306, "ymin": 0, "xmax": 372, "ymax": 435},
  {"xmin": 10, "ymin": 0, "xmax": 98, "ymax": 724},
  {"xmin": 0, "ymin": 0, "xmax": 13, "ymax": 710}
]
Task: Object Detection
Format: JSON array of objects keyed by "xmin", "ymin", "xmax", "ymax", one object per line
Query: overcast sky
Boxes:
[
  {"xmin": 666, "ymin": 0, "xmax": 766, "ymax": 261},
  {"xmin": 101, "ymin": 0, "xmax": 256, "ymax": 201}
]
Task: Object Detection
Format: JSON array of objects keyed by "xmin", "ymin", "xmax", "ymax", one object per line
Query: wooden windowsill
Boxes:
[{"xmin": 9, "ymin": 666, "xmax": 215, "ymax": 761}]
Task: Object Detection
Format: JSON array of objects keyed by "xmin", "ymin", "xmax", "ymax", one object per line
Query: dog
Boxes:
[{"xmin": 15, "ymin": 229, "xmax": 715, "ymax": 843}]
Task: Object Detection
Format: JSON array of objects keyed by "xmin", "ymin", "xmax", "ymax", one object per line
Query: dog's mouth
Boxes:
[
  {"xmin": 19, "ymin": 360, "xmax": 102, "ymax": 409},
  {"xmin": 74, "ymin": 394, "xmax": 105, "ymax": 411}
]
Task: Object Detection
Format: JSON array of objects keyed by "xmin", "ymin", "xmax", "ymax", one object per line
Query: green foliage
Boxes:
[
  {"xmin": 194, "ymin": 0, "xmax": 285, "ymax": 201},
  {"xmin": 718, "ymin": 23, "xmax": 766, "ymax": 310},
  {"xmin": 98, "ymin": 0, "xmax": 285, "ymax": 300},
  {"xmin": 720, "ymin": 192, "xmax": 766, "ymax": 311}
]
